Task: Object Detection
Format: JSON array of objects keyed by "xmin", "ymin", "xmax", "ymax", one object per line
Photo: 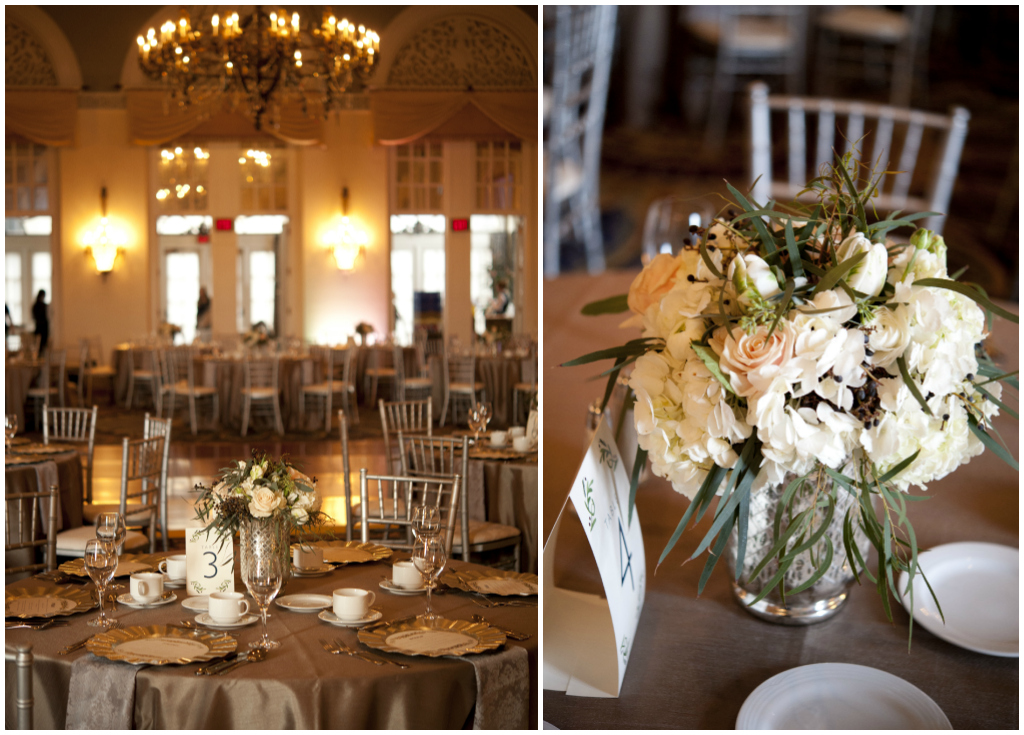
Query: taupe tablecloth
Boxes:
[
  {"xmin": 542, "ymin": 270, "xmax": 1019, "ymax": 729},
  {"xmin": 468, "ymin": 458, "xmax": 539, "ymax": 575},
  {"xmin": 5, "ymin": 554, "xmax": 537, "ymax": 729},
  {"xmin": 5, "ymin": 451, "xmax": 83, "ymax": 530},
  {"xmin": 5, "ymin": 358, "xmax": 42, "ymax": 429}
]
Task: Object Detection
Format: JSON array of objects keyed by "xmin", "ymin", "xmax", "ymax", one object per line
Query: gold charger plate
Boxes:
[
  {"xmin": 5, "ymin": 454, "xmax": 51, "ymax": 466},
  {"xmin": 5, "ymin": 585, "xmax": 97, "ymax": 619},
  {"xmin": 469, "ymin": 447, "xmax": 537, "ymax": 461},
  {"xmin": 441, "ymin": 569, "xmax": 538, "ymax": 596},
  {"xmin": 358, "ymin": 617, "xmax": 506, "ymax": 657},
  {"xmin": 87, "ymin": 624, "xmax": 238, "ymax": 665},
  {"xmin": 315, "ymin": 540, "xmax": 393, "ymax": 565},
  {"xmin": 60, "ymin": 553, "xmax": 159, "ymax": 578}
]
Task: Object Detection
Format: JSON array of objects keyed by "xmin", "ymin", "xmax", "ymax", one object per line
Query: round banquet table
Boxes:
[
  {"xmin": 4, "ymin": 554, "xmax": 538, "ymax": 729},
  {"xmin": 5, "ymin": 448, "xmax": 84, "ymax": 531},
  {"xmin": 542, "ymin": 270, "xmax": 1018, "ymax": 729},
  {"xmin": 4, "ymin": 357, "xmax": 44, "ymax": 430}
]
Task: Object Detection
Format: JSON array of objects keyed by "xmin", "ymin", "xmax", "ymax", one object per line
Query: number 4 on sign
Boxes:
[{"xmin": 618, "ymin": 518, "xmax": 634, "ymax": 591}]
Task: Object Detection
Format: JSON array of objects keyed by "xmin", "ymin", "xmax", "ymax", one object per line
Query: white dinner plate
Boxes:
[
  {"xmin": 736, "ymin": 663, "xmax": 951, "ymax": 730},
  {"xmin": 276, "ymin": 594, "xmax": 332, "ymax": 613},
  {"xmin": 181, "ymin": 596, "xmax": 209, "ymax": 612},
  {"xmin": 116, "ymin": 591, "xmax": 177, "ymax": 608},
  {"xmin": 195, "ymin": 613, "xmax": 258, "ymax": 629},
  {"xmin": 898, "ymin": 541, "xmax": 1019, "ymax": 657},
  {"xmin": 318, "ymin": 609, "xmax": 383, "ymax": 627},
  {"xmin": 379, "ymin": 579, "xmax": 426, "ymax": 595}
]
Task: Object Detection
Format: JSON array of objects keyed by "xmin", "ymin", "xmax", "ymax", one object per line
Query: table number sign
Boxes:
[
  {"xmin": 185, "ymin": 521, "xmax": 234, "ymax": 596},
  {"xmin": 543, "ymin": 421, "xmax": 646, "ymax": 698}
]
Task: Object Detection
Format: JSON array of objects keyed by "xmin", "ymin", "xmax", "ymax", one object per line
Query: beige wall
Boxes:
[{"xmin": 57, "ymin": 108, "xmax": 150, "ymax": 356}]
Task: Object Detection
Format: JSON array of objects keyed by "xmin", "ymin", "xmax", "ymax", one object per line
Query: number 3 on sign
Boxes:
[{"xmin": 185, "ymin": 523, "xmax": 234, "ymax": 596}]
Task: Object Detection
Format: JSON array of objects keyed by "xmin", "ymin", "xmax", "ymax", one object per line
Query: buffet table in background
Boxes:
[{"xmin": 542, "ymin": 270, "xmax": 1019, "ymax": 729}]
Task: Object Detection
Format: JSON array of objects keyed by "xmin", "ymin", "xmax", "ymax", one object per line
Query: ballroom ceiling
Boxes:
[{"xmin": 38, "ymin": 5, "xmax": 538, "ymax": 92}]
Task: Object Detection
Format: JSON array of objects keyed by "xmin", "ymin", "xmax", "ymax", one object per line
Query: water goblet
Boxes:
[
  {"xmin": 245, "ymin": 552, "xmax": 283, "ymax": 651},
  {"xmin": 5, "ymin": 414, "xmax": 17, "ymax": 449},
  {"xmin": 411, "ymin": 504, "xmax": 442, "ymax": 541},
  {"xmin": 84, "ymin": 539, "xmax": 117, "ymax": 628},
  {"xmin": 411, "ymin": 536, "xmax": 447, "ymax": 623},
  {"xmin": 95, "ymin": 512, "xmax": 127, "ymax": 556},
  {"xmin": 468, "ymin": 406, "xmax": 485, "ymax": 442},
  {"xmin": 478, "ymin": 402, "xmax": 493, "ymax": 433}
]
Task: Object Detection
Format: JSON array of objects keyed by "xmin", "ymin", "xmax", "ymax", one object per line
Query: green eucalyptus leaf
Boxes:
[{"xmin": 581, "ymin": 293, "xmax": 630, "ymax": 315}]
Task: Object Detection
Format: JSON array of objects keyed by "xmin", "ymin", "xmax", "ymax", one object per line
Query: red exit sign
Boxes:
[
  {"xmin": 215, "ymin": 218, "xmax": 234, "ymax": 231},
  {"xmin": 451, "ymin": 218, "xmax": 469, "ymax": 232}
]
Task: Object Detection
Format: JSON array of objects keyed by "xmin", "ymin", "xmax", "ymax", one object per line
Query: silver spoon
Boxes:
[{"xmin": 215, "ymin": 647, "xmax": 267, "ymax": 675}]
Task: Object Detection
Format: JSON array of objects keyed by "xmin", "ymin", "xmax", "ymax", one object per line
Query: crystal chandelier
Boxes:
[{"xmin": 137, "ymin": 7, "xmax": 379, "ymax": 130}]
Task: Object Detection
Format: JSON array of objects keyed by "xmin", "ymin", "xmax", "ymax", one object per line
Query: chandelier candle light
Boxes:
[
  {"xmin": 137, "ymin": 7, "xmax": 379, "ymax": 129},
  {"xmin": 566, "ymin": 156, "xmax": 1019, "ymax": 634}
]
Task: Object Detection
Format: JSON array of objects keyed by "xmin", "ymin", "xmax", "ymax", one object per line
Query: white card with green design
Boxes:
[
  {"xmin": 543, "ymin": 420, "xmax": 646, "ymax": 698},
  {"xmin": 185, "ymin": 521, "xmax": 235, "ymax": 596}
]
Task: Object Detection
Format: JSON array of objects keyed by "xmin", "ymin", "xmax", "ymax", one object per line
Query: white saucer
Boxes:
[
  {"xmin": 195, "ymin": 612, "xmax": 259, "ymax": 629},
  {"xmin": 291, "ymin": 564, "xmax": 335, "ymax": 578},
  {"xmin": 116, "ymin": 591, "xmax": 177, "ymax": 608},
  {"xmin": 181, "ymin": 596, "xmax": 209, "ymax": 612},
  {"xmin": 379, "ymin": 579, "xmax": 426, "ymax": 595},
  {"xmin": 318, "ymin": 609, "xmax": 383, "ymax": 627},
  {"xmin": 276, "ymin": 594, "xmax": 332, "ymax": 612},
  {"xmin": 161, "ymin": 573, "xmax": 187, "ymax": 588},
  {"xmin": 898, "ymin": 542, "xmax": 1019, "ymax": 657},
  {"xmin": 737, "ymin": 663, "xmax": 951, "ymax": 729}
]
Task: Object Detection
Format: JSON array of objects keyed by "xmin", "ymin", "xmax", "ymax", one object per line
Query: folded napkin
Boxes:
[
  {"xmin": 66, "ymin": 654, "xmax": 142, "ymax": 729},
  {"xmin": 462, "ymin": 645, "xmax": 530, "ymax": 730}
]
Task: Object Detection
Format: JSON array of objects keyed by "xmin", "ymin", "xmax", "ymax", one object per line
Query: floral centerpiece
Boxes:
[
  {"xmin": 242, "ymin": 323, "xmax": 272, "ymax": 348},
  {"xmin": 158, "ymin": 321, "xmax": 182, "ymax": 342},
  {"xmin": 195, "ymin": 454, "xmax": 328, "ymax": 582},
  {"xmin": 568, "ymin": 158, "xmax": 1018, "ymax": 634},
  {"xmin": 355, "ymin": 322, "xmax": 374, "ymax": 345}
]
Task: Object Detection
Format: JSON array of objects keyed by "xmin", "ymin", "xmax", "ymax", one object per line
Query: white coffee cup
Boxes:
[
  {"xmin": 508, "ymin": 426, "xmax": 526, "ymax": 439},
  {"xmin": 333, "ymin": 588, "xmax": 375, "ymax": 620},
  {"xmin": 392, "ymin": 560, "xmax": 423, "ymax": 590},
  {"xmin": 512, "ymin": 436, "xmax": 532, "ymax": 453},
  {"xmin": 490, "ymin": 431, "xmax": 508, "ymax": 448},
  {"xmin": 292, "ymin": 545, "xmax": 324, "ymax": 570},
  {"xmin": 158, "ymin": 555, "xmax": 187, "ymax": 580},
  {"xmin": 208, "ymin": 591, "xmax": 250, "ymax": 624},
  {"xmin": 129, "ymin": 572, "xmax": 164, "ymax": 604}
]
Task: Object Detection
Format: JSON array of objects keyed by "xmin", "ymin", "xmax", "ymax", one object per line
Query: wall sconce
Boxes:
[
  {"xmin": 81, "ymin": 187, "xmax": 127, "ymax": 275},
  {"xmin": 325, "ymin": 187, "xmax": 368, "ymax": 271}
]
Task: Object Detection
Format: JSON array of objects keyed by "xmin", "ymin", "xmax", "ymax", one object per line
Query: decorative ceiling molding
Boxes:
[
  {"xmin": 386, "ymin": 17, "xmax": 534, "ymax": 91},
  {"xmin": 78, "ymin": 91, "xmax": 127, "ymax": 109},
  {"xmin": 6, "ymin": 20, "xmax": 59, "ymax": 87}
]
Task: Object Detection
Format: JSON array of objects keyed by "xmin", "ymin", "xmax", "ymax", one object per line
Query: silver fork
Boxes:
[
  {"xmin": 332, "ymin": 638, "xmax": 407, "ymax": 668},
  {"xmin": 319, "ymin": 638, "xmax": 388, "ymax": 666}
]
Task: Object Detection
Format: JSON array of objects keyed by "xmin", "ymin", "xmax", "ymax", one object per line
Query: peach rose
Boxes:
[
  {"xmin": 628, "ymin": 253, "xmax": 682, "ymax": 315},
  {"xmin": 711, "ymin": 323, "xmax": 797, "ymax": 398},
  {"xmin": 248, "ymin": 487, "xmax": 285, "ymax": 518}
]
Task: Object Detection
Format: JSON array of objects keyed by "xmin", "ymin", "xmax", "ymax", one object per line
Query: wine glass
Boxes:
[
  {"xmin": 411, "ymin": 504, "xmax": 442, "ymax": 541},
  {"xmin": 5, "ymin": 414, "xmax": 17, "ymax": 449},
  {"xmin": 245, "ymin": 552, "xmax": 283, "ymax": 650},
  {"xmin": 478, "ymin": 402, "xmax": 493, "ymax": 434},
  {"xmin": 411, "ymin": 535, "xmax": 447, "ymax": 623},
  {"xmin": 468, "ymin": 406, "xmax": 485, "ymax": 442},
  {"xmin": 95, "ymin": 512, "xmax": 127, "ymax": 556},
  {"xmin": 84, "ymin": 539, "xmax": 117, "ymax": 628}
]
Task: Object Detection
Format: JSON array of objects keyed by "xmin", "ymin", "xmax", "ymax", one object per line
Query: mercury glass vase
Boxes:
[
  {"xmin": 239, "ymin": 515, "xmax": 291, "ymax": 589},
  {"xmin": 726, "ymin": 475, "xmax": 870, "ymax": 625}
]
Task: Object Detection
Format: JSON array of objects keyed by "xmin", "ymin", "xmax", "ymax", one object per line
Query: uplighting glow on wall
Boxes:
[
  {"xmin": 324, "ymin": 187, "xmax": 369, "ymax": 271},
  {"xmin": 81, "ymin": 187, "xmax": 128, "ymax": 274}
]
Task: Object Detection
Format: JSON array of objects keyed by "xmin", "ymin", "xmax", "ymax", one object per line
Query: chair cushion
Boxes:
[
  {"xmin": 452, "ymin": 519, "xmax": 521, "ymax": 546},
  {"xmin": 366, "ymin": 368, "xmax": 396, "ymax": 377},
  {"xmin": 55, "ymin": 524, "xmax": 149, "ymax": 555},
  {"xmin": 84, "ymin": 365, "xmax": 116, "ymax": 377},
  {"xmin": 242, "ymin": 387, "xmax": 278, "ymax": 398},
  {"xmin": 513, "ymin": 382, "xmax": 538, "ymax": 392},
  {"xmin": 303, "ymin": 381, "xmax": 352, "ymax": 395},
  {"xmin": 818, "ymin": 8, "xmax": 908, "ymax": 42},
  {"xmin": 27, "ymin": 387, "xmax": 59, "ymax": 397},
  {"xmin": 404, "ymin": 377, "xmax": 432, "ymax": 388},
  {"xmin": 449, "ymin": 381, "xmax": 484, "ymax": 393},
  {"xmin": 83, "ymin": 503, "xmax": 155, "ymax": 526}
]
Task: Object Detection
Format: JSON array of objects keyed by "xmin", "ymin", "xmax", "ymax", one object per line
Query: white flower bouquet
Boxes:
[
  {"xmin": 568, "ymin": 158, "xmax": 1018, "ymax": 630},
  {"xmin": 194, "ymin": 454, "xmax": 326, "ymax": 542}
]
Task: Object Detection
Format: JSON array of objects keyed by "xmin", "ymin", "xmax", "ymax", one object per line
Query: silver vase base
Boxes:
[{"xmin": 731, "ymin": 582, "xmax": 850, "ymax": 625}]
